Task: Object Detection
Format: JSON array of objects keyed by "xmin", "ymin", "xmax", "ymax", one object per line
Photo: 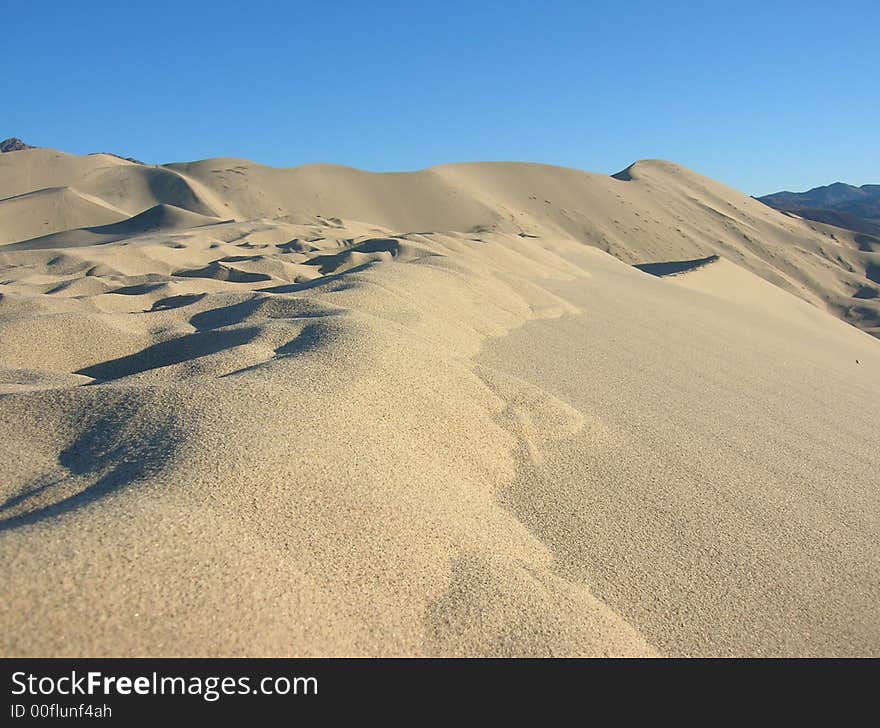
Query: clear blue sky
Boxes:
[{"xmin": 3, "ymin": 0, "xmax": 877, "ymax": 195}]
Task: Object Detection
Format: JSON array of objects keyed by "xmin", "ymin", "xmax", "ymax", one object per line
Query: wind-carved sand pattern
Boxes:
[
  {"xmin": 0, "ymin": 149, "xmax": 878, "ymax": 656},
  {"xmin": 1, "ymin": 204, "xmax": 657, "ymax": 655},
  {"xmin": 0, "ymin": 388, "xmax": 180, "ymax": 531}
]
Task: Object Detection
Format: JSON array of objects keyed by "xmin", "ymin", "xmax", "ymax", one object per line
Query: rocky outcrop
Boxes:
[{"xmin": 0, "ymin": 138, "xmax": 35, "ymax": 153}]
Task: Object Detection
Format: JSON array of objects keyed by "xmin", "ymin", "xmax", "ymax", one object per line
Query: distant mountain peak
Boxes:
[
  {"xmin": 0, "ymin": 137, "xmax": 35, "ymax": 153},
  {"xmin": 758, "ymin": 181, "xmax": 880, "ymax": 237}
]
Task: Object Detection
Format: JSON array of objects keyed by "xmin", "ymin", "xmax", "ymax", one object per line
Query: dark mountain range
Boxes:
[{"xmin": 759, "ymin": 182, "xmax": 880, "ymax": 235}]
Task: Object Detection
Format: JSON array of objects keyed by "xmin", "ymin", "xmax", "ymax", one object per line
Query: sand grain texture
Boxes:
[{"xmin": 0, "ymin": 149, "xmax": 877, "ymax": 656}]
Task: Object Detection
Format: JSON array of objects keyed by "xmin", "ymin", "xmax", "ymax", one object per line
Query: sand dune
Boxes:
[
  {"xmin": 5, "ymin": 204, "xmax": 226, "ymax": 250},
  {"xmin": 0, "ymin": 148, "xmax": 877, "ymax": 656},
  {"xmin": 479, "ymin": 248, "xmax": 879, "ymax": 656},
  {"xmin": 0, "ymin": 148, "xmax": 132, "ymax": 200},
  {"xmin": 4, "ymin": 149, "xmax": 878, "ymax": 335},
  {"xmin": 0, "ymin": 186, "xmax": 129, "ymax": 244}
]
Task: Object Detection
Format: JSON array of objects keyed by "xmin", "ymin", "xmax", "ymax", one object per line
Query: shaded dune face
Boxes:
[
  {"xmin": 633, "ymin": 254, "xmax": 720, "ymax": 277},
  {"xmin": 0, "ymin": 150, "xmax": 878, "ymax": 657}
]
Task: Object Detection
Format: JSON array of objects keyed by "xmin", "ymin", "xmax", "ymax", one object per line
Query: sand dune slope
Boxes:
[
  {"xmin": 0, "ymin": 150, "xmax": 877, "ymax": 656},
  {"xmin": 0, "ymin": 187, "xmax": 129, "ymax": 244},
  {"xmin": 171, "ymin": 157, "xmax": 880, "ymax": 335},
  {"xmin": 5, "ymin": 204, "xmax": 225, "ymax": 251},
  {"xmin": 4, "ymin": 149, "xmax": 877, "ymax": 335},
  {"xmin": 480, "ymin": 249, "xmax": 879, "ymax": 656}
]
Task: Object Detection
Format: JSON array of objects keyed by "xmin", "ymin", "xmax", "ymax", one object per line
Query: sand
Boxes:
[{"xmin": 0, "ymin": 148, "xmax": 877, "ymax": 656}]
